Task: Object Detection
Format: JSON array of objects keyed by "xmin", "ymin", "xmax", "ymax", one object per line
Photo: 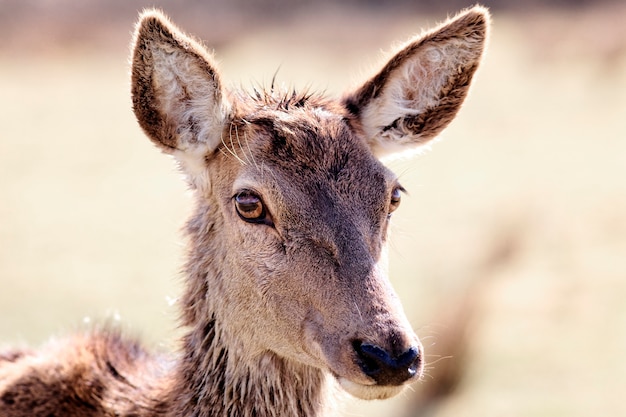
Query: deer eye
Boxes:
[
  {"xmin": 388, "ymin": 186, "xmax": 403, "ymax": 216},
  {"xmin": 234, "ymin": 190, "xmax": 272, "ymax": 225}
]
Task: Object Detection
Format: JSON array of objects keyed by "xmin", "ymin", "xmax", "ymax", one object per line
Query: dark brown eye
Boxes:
[
  {"xmin": 388, "ymin": 187, "xmax": 403, "ymax": 215},
  {"xmin": 234, "ymin": 190, "xmax": 271, "ymax": 225}
]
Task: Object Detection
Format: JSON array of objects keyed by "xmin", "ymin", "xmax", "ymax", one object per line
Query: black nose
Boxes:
[{"xmin": 353, "ymin": 341, "xmax": 421, "ymax": 386}]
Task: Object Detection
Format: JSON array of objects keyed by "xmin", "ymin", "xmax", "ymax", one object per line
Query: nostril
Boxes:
[
  {"xmin": 396, "ymin": 346, "xmax": 420, "ymax": 368},
  {"xmin": 352, "ymin": 341, "xmax": 386, "ymax": 376},
  {"xmin": 353, "ymin": 340, "xmax": 421, "ymax": 386}
]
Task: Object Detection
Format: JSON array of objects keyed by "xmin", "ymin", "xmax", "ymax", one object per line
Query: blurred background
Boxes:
[{"xmin": 1, "ymin": 0, "xmax": 625, "ymax": 416}]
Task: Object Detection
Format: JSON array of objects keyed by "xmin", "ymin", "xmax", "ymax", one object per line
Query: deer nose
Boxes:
[{"xmin": 353, "ymin": 341, "xmax": 421, "ymax": 386}]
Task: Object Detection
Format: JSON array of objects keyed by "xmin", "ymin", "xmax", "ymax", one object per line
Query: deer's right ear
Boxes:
[
  {"xmin": 343, "ymin": 6, "xmax": 489, "ymax": 158},
  {"xmin": 131, "ymin": 10, "xmax": 230, "ymax": 169}
]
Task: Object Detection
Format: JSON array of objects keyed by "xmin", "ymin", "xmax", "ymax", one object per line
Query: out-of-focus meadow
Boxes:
[{"xmin": 1, "ymin": 1, "xmax": 625, "ymax": 416}]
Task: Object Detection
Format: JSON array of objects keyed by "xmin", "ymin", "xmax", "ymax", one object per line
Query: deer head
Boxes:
[{"xmin": 131, "ymin": 7, "xmax": 488, "ymax": 401}]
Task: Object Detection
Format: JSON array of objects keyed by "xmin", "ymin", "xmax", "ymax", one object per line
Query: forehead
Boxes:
[{"xmin": 238, "ymin": 102, "xmax": 396, "ymax": 192}]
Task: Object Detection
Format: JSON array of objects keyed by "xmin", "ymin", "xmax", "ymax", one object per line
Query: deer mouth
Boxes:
[
  {"xmin": 310, "ymin": 340, "xmax": 422, "ymax": 400},
  {"xmin": 336, "ymin": 376, "xmax": 407, "ymax": 400},
  {"xmin": 302, "ymin": 311, "xmax": 422, "ymax": 400},
  {"xmin": 330, "ymin": 342, "xmax": 422, "ymax": 400}
]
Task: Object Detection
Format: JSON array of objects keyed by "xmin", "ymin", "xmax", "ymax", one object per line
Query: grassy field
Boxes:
[{"xmin": 1, "ymin": 4, "xmax": 625, "ymax": 416}]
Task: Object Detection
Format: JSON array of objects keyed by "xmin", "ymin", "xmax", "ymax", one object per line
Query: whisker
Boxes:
[
  {"xmin": 221, "ymin": 124, "xmax": 246, "ymax": 166},
  {"xmin": 243, "ymin": 130, "xmax": 260, "ymax": 171},
  {"xmin": 353, "ymin": 302, "xmax": 364, "ymax": 323},
  {"xmin": 424, "ymin": 355, "xmax": 454, "ymax": 367},
  {"xmin": 234, "ymin": 123, "xmax": 253, "ymax": 167}
]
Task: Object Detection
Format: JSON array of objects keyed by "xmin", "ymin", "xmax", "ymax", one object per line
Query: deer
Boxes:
[{"xmin": 0, "ymin": 6, "xmax": 489, "ymax": 417}]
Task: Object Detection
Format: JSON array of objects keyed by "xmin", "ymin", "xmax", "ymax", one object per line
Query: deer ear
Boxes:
[
  {"xmin": 131, "ymin": 9, "xmax": 230, "ymax": 166},
  {"xmin": 344, "ymin": 6, "xmax": 489, "ymax": 157}
]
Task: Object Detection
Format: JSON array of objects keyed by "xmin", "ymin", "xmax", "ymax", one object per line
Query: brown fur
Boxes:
[{"xmin": 0, "ymin": 7, "xmax": 489, "ymax": 417}]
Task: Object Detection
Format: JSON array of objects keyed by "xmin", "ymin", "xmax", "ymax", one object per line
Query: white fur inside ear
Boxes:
[
  {"xmin": 173, "ymin": 144, "xmax": 211, "ymax": 192},
  {"xmin": 377, "ymin": 140, "xmax": 435, "ymax": 164},
  {"xmin": 152, "ymin": 45, "xmax": 230, "ymax": 153},
  {"xmin": 362, "ymin": 39, "xmax": 480, "ymax": 155}
]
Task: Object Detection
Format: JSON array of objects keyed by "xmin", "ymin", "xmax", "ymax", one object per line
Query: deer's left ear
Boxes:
[{"xmin": 343, "ymin": 6, "xmax": 490, "ymax": 157}]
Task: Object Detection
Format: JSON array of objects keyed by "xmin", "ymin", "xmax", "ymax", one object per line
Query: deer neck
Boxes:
[
  {"xmin": 166, "ymin": 203, "xmax": 337, "ymax": 417},
  {"xmin": 167, "ymin": 319, "xmax": 335, "ymax": 417}
]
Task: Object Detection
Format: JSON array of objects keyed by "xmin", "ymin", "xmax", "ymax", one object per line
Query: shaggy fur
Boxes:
[{"xmin": 0, "ymin": 7, "xmax": 489, "ymax": 417}]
